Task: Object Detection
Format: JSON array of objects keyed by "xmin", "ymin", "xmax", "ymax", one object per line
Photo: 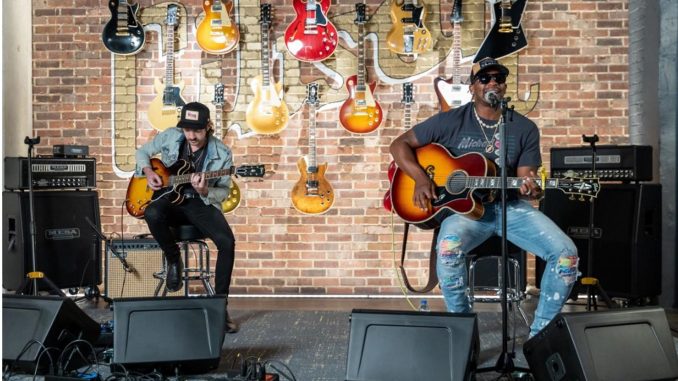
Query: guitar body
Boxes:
[
  {"xmin": 382, "ymin": 160, "xmax": 397, "ymax": 212},
  {"xmin": 102, "ymin": 0, "xmax": 145, "ymax": 55},
  {"xmin": 125, "ymin": 158, "xmax": 185, "ymax": 219},
  {"xmin": 391, "ymin": 144, "xmax": 494, "ymax": 224},
  {"xmin": 148, "ymin": 78, "xmax": 186, "ymax": 131},
  {"xmin": 196, "ymin": 0, "xmax": 240, "ymax": 54},
  {"xmin": 246, "ymin": 75, "xmax": 289, "ymax": 134},
  {"xmin": 476, "ymin": 0, "xmax": 528, "ymax": 60},
  {"xmin": 221, "ymin": 180, "xmax": 241, "ymax": 214},
  {"xmin": 433, "ymin": 78, "xmax": 472, "ymax": 112},
  {"xmin": 284, "ymin": 0, "xmax": 338, "ymax": 62},
  {"xmin": 339, "ymin": 75, "xmax": 382, "ymax": 134},
  {"xmin": 386, "ymin": 0, "xmax": 432, "ymax": 55},
  {"xmin": 291, "ymin": 157, "xmax": 334, "ymax": 214}
]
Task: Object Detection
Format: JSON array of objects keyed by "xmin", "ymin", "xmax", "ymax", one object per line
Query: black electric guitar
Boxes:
[
  {"xmin": 476, "ymin": 0, "xmax": 528, "ymax": 60},
  {"xmin": 102, "ymin": 0, "xmax": 146, "ymax": 55}
]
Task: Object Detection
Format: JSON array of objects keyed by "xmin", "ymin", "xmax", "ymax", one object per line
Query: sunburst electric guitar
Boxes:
[
  {"xmin": 386, "ymin": 0, "xmax": 432, "ymax": 55},
  {"xmin": 390, "ymin": 143, "xmax": 600, "ymax": 224},
  {"xmin": 148, "ymin": 4, "xmax": 186, "ymax": 131},
  {"xmin": 339, "ymin": 4, "xmax": 382, "ymax": 134},
  {"xmin": 383, "ymin": 82, "xmax": 414, "ymax": 212},
  {"xmin": 212, "ymin": 83, "xmax": 241, "ymax": 214},
  {"xmin": 291, "ymin": 83, "xmax": 335, "ymax": 214},
  {"xmin": 434, "ymin": 0, "xmax": 472, "ymax": 112},
  {"xmin": 284, "ymin": 0, "xmax": 338, "ymax": 62},
  {"xmin": 101, "ymin": 0, "xmax": 145, "ymax": 55},
  {"xmin": 246, "ymin": 4, "xmax": 289, "ymax": 135},
  {"xmin": 196, "ymin": 0, "xmax": 239, "ymax": 54},
  {"xmin": 125, "ymin": 158, "xmax": 265, "ymax": 219}
]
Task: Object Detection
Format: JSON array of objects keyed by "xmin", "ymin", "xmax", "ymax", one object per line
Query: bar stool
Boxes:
[
  {"xmin": 466, "ymin": 236, "xmax": 530, "ymax": 327},
  {"xmin": 153, "ymin": 224, "xmax": 215, "ymax": 296}
]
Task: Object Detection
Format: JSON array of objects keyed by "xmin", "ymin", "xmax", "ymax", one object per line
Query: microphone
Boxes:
[
  {"xmin": 84, "ymin": 217, "xmax": 135, "ymax": 273},
  {"xmin": 484, "ymin": 90, "xmax": 500, "ymax": 108}
]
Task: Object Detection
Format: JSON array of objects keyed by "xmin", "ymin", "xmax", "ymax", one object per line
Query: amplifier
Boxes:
[
  {"xmin": 4, "ymin": 157, "xmax": 97, "ymax": 190},
  {"xmin": 550, "ymin": 145, "xmax": 652, "ymax": 182}
]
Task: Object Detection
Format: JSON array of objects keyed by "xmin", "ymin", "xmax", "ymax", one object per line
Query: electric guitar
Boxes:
[
  {"xmin": 291, "ymin": 83, "xmax": 335, "ymax": 214},
  {"xmin": 434, "ymin": 0, "xmax": 472, "ymax": 112},
  {"xmin": 125, "ymin": 158, "xmax": 265, "ymax": 218},
  {"xmin": 101, "ymin": 0, "xmax": 145, "ymax": 55},
  {"xmin": 383, "ymin": 82, "xmax": 414, "ymax": 212},
  {"xmin": 196, "ymin": 0, "xmax": 240, "ymax": 54},
  {"xmin": 212, "ymin": 84, "xmax": 241, "ymax": 214},
  {"xmin": 475, "ymin": 0, "xmax": 528, "ymax": 60},
  {"xmin": 284, "ymin": 0, "xmax": 338, "ymax": 62},
  {"xmin": 246, "ymin": 4, "xmax": 289, "ymax": 135},
  {"xmin": 339, "ymin": 4, "xmax": 383, "ymax": 134},
  {"xmin": 385, "ymin": 0, "xmax": 432, "ymax": 55},
  {"xmin": 390, "ymin": 143, "xmax": 600, "ymax": 224},
  {"xmin": 148, "ymin": 4, "xmax": 186, "ymax": 131}
]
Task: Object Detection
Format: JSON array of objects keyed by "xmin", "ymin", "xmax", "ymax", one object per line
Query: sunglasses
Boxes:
[{"xmin": 475, "ymin": 73, "xmax": 507, "ymax": 84}]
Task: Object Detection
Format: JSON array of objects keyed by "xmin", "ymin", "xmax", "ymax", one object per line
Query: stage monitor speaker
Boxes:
[
  {"xmin": 112, "ymin": 296, "xmax": 226, "ymax": 373},
  {"xmin": 2, "ymin": 295, "xmax": 100, "ymax": 372},
  {"xmin": 345, "ymin": 309, "xmax": 479, "ymax": 381},
  {"xmin": 538, "ymin": 184, "xmax": 661, "ymax": 299},
  {"xmin": 523, "ymin": 307, "xmax": 678, "ymax": 381},
  {"xmin": 2, "ymin": 191, "xmax": 102, "ymax": 290}
]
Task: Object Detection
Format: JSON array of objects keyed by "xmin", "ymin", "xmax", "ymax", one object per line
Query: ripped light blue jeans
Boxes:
[{"xmin": 436, "ymin": 200, "xmax": 578, "ymax": 337}]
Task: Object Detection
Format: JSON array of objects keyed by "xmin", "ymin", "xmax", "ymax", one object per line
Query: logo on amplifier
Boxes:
[{"xmin": 45, "ymin": 228, "xmax": 80, "ymax": 240}]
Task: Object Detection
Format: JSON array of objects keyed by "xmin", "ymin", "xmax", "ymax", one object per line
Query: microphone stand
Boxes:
[
  {"xmin": 476, "ymin": 97, "xmax": 531, "ymax": 378},
  {"xmin": 84, "ymin": 217, "xmax": 132, "ymax": 305}
]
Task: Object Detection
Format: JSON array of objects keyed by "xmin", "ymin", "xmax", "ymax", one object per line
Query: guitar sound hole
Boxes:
[{"xmin": 446, "ymin": 171, "xmax": 467, "ymax": 195}]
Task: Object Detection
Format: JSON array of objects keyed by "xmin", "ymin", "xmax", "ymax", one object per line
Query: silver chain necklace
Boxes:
[{"xmin": 473, "ymin": 104, "xmax": 500, "ymax": 153}]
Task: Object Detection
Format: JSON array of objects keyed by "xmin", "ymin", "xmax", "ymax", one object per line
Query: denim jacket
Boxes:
[{"xmin": 135, "ymin": 127, "xmax": 233, "ymax": 211}]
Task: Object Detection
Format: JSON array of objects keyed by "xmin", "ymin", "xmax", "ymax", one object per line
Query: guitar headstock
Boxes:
[
  {"xmin": 557, "ymin": 176, "xmax": 601, "ymax": 201},
  {"xmin": 451, "ymin": 0, "xmax": 464, "ymax": 24},
  {"xmin": 306, "ymin": 83, "xmax": 319, "ymax": 106},
  {"xmin": 213, "ymin": 83, "xmax": 225, "ymax": 107},
  {"xmin": 355, "ymin": 3, "xmax": 367, "ymax": 25},
  {"xmin": 234, "ymin": 165, "xmax": 266, "ymax": 178},
  {"xmin": 402, "ymin": 83, "xmax": 413, "ymax": 104},
  {"xmin": 259, "ymin": 4, "xmax": 272, "ymax": 27},
  {"xmin": 166, "ymin": 4, "xmax": 179, "ymax": 27}
]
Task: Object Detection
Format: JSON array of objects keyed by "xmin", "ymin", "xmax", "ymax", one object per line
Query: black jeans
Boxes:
[{"xmin": 144, "ymin": 197, "xmax": 236, "ymax": 297}]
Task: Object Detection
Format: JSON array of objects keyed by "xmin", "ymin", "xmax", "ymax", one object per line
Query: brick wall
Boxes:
[{"xmin": 30, "ymin": 0, "xmax": 629, "ymax": 295}]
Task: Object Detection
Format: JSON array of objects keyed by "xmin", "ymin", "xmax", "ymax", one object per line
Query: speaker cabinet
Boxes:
[
  {"xmin": 2, "ymin": 295, "xmax": 100, "ymax": 372},
  {"xmin": 2, "ymin": 191, "xmax": 102, "ymax": 290},
  {"xmin": 345, "ymin": 309, "xmax": 479, "ymax": 381},
  {"xmin": 523, "ymin": 307, "xmax": 678, "ymax": 381},
  {"xmin": 112, "ymin": 296, "xmax": 226, "ymax": 373},
  {"xmin": 538, "ymin": 184, "xmax": 661, "ymax": 299}
]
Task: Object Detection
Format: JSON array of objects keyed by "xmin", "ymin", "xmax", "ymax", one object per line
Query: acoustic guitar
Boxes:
[
  {"xmin": 390, "ymin": 143, "xmax": 600, "ymax": 224},
  {"xmin": 339, "ymin": 4, "xmax": 382, "ymax": 134},
  {"xmin": 245, "ymin": 4, "xmax": 289, "ymax": 135},
  {"xmin": 284, "ymin": 0, "xmax": 338, "ymax": 62},
  {"xmin": 383, "ymin": 82, "xmax": 414, "ymax": 212},
  {"xmin": 291, "ymin": 83, "xmax": 335, "ymax": 214},
  {"xmin": 196, "ymin": 0, "xmax": 239, "ymax": 54},
  {"xmin": 385, "ymin": 0, "xmax": 432, "ymax": 55},
  {"xmin": 125, "ymin": 158, "xmax": 265, "ymax": 219},
  {"xmin": 433, "ymin": 0, "xmax": 472, "ymax": 112},
  {"xmin": 148, "ymin": 4, "xmax": 186, "ymax": 131},
  {"xmin": 101, "ymin": 0, "xmax": 145, "ymax": 55}
]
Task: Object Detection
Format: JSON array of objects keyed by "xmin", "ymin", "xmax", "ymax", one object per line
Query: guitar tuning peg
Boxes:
[
  {"xmin": 578, "ymin": 195, "xmax": 585, "ymax": 202},
  {"xmin": 569, "ymin": 195, "xmax": 576, "ymax": 201}
]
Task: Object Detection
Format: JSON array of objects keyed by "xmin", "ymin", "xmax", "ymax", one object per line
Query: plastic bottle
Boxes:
[{"xmin": 419, "ymin": 299, "xmax": 430, "ymax": 312}]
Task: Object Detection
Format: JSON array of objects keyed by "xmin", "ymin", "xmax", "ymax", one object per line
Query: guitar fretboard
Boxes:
[
  {"xmin": 260, "ymin": 20, "xmax": 271, "ymax": 87},
  {"xmin": 171, "ymin": 167, "xmax": 235, "ymax": 185},
  {"xmin": 462, "ymin": 176, "xmax": 558, "ymax": 190},
  {"xmin": 356, "ymin": 23, "xmax": 365, "ymax": 90},
  {"xmin": 164, "ymin": 11, "xmax": 176, "ymax": 95},
  {"xmin": 308, "ymin": 102, "xmax": 317, "ymax": 170},
  {"xmin": 116, "ymin": 0, "xmax": 130, "ymax": 35},
  {"xmin": 451, "ymin": 23, "xmax": 462, "ymax": 83}
]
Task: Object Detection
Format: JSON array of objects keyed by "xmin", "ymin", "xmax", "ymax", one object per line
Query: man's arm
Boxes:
[{"xmin": 389, "ymin": 129, "xmax": 436, "ymax": 210}]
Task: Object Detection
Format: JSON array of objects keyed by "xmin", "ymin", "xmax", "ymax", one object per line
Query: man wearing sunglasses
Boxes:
[{"xmin": 389, "ymin": 57, "xmax": 578, "ymax": 337}]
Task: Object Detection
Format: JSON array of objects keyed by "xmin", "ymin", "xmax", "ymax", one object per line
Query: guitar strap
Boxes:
[{"xmin": 399, "ymin": 222, "xmax": 440, "ymax": 293}]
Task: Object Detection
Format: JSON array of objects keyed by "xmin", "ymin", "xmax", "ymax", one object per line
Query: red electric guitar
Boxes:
[
  {"xmin": 284, "ymin": 0, "xmax": 338, "ymax": 62},
  {"xmin": 383, "ymin": 82, "xmax": 414, "ymax": 212}
]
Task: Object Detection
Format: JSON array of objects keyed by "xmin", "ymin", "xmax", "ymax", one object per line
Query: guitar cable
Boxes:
[{"xmin": 391, "ymin": 209, "xmax": 418, "ymax": 311}]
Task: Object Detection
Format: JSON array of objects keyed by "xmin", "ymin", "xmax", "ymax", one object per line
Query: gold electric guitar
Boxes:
[
  {"xmin": 212, "ymin": 83, "xmax": 241, "ymax": 214},
  {"xmin": 148, "ymin": 4, "xmax": 186, "ymax": 131},
  {"xmin": 386, "ymin": 0, "xmax": 432, "ymax": 55},
  {"xmin": 291, "ymin": 83, "xmax": 334, "ymax": 214},
  {"xmin": 245, "ymin": 4, "xmax": 289, "ymax": 135},
  {"xmin": 196, "ymin": 0, "xmax": 239, "ymax": 54}
]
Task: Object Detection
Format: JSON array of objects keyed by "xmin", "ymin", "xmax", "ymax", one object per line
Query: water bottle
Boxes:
[{"xmin": 418, "ymin": 299, "xmax": 430, "ymax": 312}]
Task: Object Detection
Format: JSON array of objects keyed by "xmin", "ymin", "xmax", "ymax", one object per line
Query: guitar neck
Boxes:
[
  {"xmin": 464, "ymin": 176, "xmax": 559, "ymax": 190},
  {"xmin": 451, "ymin": 22, "xmax": 462, "ymax": 83},
  {"xmin": 403, "ymin": 103, "xmax": 412, "ymax": 130},
  {"xmin": 260, "ymin": 22, "xmax": 271, "ymax": 87},
  {"xmin": 356, "ymin": 23, "xmax": 365, "ymax": 90},
  {"xmin": 308, "ymin": 103, "xmax": 317, "ymax": 170},
  {"xmin": 117, "ymin": 0, "xmax": 129, "ymax": 34},
  {"xmin": 214, "ymin": 103, "xmax": 223, "ymax": 139},
  {"xmin": 172, "ymin": 167, "xmax": 235, "ymax": 185},
  {"xmin": 165, "ymin": 21, "xmax": 175, "ymax": 88}
]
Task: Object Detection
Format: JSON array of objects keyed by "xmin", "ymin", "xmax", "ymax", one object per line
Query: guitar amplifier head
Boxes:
[{"xmin": 105, "ymin": 239, "xmax": 182, "ymax": 298}]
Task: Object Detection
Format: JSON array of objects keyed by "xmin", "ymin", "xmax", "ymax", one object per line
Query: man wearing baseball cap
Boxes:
[
  {"xmin": 390, "ymin": 57, "xmax": 578, "ymax": 337},
  {"xmin": 135, "ymin": 101, "xmax": 239, "ymax": 333}
]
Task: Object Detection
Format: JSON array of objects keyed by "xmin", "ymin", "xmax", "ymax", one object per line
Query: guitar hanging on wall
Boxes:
[
  {"xmin": 148, "ymin": 4, "xmax": 186, "ymax": 131},
  {"xmin": 246, "ymin": 4, "xmax": 289, "ymax": 135},
  {"xmin": 102, "ymin": 0, "xmax": 145, "ymax": 55},
  {"xmin": 212, "ymin": 83, "xmax": 242, "ymax": 214},
  {"xmin": 284, "ymin": 0, "xmax": 338, "ymax": 62},
  {"xmin": 291, "ymin": 83, "xmax": 335, "ymax": 214},
  {"xmin": 196, "ymin": 0, "xmax": 240, "ymax": 54},
  {"xmin": 385, "ymin": 0, "xmax": 432, "ymax": 56},
  {"xmin": 434, "ymin": 0, "xmax": 472, "ymax": 112},
  {"xmin": 383, "ymin": 82, "xmax": 414, "ymax": 212},
  {"xmin": 475, "ymin": 0, "xmax": 528, "ymax": 60},
  {"xmin": 339, "ymin": 3, "xmax": 383, "ymax": 134}
]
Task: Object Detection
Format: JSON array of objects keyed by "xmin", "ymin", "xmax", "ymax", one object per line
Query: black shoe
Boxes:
[
  {"xmin": 225, "ymin": 311, "xmax": 239, "ymax": 334},
  {"xmin": 166, "ymin": 257, "xmax": 183, "ymax": 292}
]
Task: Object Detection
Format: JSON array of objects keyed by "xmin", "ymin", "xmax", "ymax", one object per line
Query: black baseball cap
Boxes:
[
  {"xmin": 177, "ymin": 102, "xmax": 210, "ymax": 129},
  {"xmin": 470, "ymin": 57, "xmax": 510, "ymax": 82}
]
